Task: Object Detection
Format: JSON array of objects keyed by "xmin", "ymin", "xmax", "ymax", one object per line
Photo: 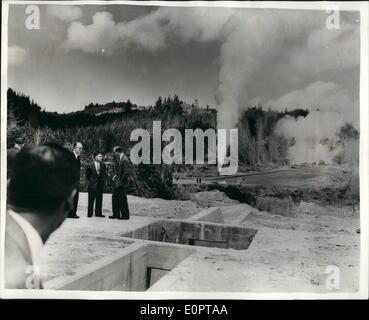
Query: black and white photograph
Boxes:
[{"xmin": 1, "ymin": 1, "xmax": 368, "ymax": 299}]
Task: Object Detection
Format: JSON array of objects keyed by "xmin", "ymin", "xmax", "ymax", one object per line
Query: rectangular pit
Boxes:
[
  {"xmin": 44, "ymin": 219, "xmax": 257, "ymax": 291},
  {"xmin": 122, "ymin": 219, "xmax": 257, "ymax": 250},
  {"xmin": 44, "ymin": 242, "xmax": 194, "ymax": 291}
]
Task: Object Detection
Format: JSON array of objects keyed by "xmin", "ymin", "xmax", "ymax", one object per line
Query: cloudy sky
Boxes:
[{"xmin": 7, "ymin": 4, "xmax": 360, "ymax": 128}]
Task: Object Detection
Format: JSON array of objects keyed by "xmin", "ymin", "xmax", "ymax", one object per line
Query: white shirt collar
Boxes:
[
  {"xmin": 94, "ymin": 161, "xmax": 100, "ymax": 170},
  {"xmin": 8, "ymin": 209, "xmax": 43, "ymax": 265}
]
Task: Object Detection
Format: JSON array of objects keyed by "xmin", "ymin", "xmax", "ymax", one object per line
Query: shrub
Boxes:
[{"xmin": 255, "ymin": 196, "xmax": 296, "ymax": 216}]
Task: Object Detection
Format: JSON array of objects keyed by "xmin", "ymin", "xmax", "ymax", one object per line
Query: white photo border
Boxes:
[{"xmin": 1, "ymin": 0, "xmax": 368, "ymax": 300}]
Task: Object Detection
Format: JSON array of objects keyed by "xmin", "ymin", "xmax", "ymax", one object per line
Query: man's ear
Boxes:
[{"xmin": 64, "ymin": 189, "xmax": 77, "ymax": 213}]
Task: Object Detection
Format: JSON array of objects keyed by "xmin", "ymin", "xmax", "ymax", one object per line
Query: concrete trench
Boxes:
[{"xmin": 44, "ymin": 207, "xmax": 257, "ymax": 291}]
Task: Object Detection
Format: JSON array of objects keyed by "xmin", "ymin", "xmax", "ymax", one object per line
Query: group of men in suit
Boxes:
[
  {"xmin": 5, "ymin": 139, "xmax": 132, "ymax": 288},
  {"xmin": 66, "ymin": 142, "xmax": 131, "ymax": 220}
]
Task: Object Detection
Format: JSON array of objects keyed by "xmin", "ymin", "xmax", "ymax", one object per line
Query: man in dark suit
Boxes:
[
  {"xmin": 110, "ymin": 146, "xmax": 131, "ymax": 220},
  {"xmin": 5, "ymin": 143, "xmax": 79, "ymax": 289},
  {"xmin": 68, "ymin": 141, "xmax": 83, "ymax": 219},
  {"xmin": 86, "ymin": 152, "xmax": 106, "ymax": 218},
  {"xmin": 7, "ymin": 137, "xmax": 25, "ymax": 180}
]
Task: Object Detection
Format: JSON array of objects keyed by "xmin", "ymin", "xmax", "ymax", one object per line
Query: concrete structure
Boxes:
[
  {"xmin": 44, "ymin": 242, "xmax": 195, "ymax": 290},
  {"xmin": 44, "ymin": 208, "xmax": 258, "ymax": 291},
  {"xmin": 189, "ymin": 207, "xmax": 224, "ymax": 223},
  {"xmin": 122, "ymin": 219, "xmax": 257, "ymax": 250}
]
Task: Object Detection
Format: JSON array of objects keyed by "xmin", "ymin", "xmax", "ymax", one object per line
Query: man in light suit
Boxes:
[
  {"xmin": 5, "ymin": 143, "xmax": 79, "ymax": 289},
  {"xmin": 110, "ymin": 146, "xmax": 131, "ymax": 220},
  {"xmin": 86, "ymin": 152, "xmax": 106, "ymax": 217}
]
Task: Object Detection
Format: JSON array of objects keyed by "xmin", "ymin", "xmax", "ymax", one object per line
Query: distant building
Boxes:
[
  {"xmin": 95, "ymin": 108, "xmax": 123, "ymax": 116},
  {"xmin": 181, "ymin": 103, "xmax": 195, "ymax": 115}
]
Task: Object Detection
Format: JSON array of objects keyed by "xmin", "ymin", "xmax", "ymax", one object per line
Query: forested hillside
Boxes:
[{"xmin": 6, "ymin": 87, "xmax": 338, "ymax": 199}]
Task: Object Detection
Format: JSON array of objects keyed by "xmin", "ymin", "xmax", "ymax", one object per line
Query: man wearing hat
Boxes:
[{"xmin": 7, "ymin": 137, "xmax": 25, "ymax": 180}]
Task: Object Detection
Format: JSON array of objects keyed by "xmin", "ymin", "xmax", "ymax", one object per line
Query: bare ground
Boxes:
[{"xmin": 39, "ymin": 165, "xmax": 360, "ymax": 292}]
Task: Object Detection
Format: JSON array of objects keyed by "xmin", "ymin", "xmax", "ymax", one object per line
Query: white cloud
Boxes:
[
  {"xmin": 62, "ymin": 8, "xmax": 359, "ymax": 129},
  {"xmin": 65, "ymin": 12, "xmax": 119, "ymax": 53},
  {"xmin": 64, "ymin": 8, "xmax": 234, "ymax": 53},
  {"xmin": 8, "ymin": 46, "xmax": 27, "ymax": 66},
  {"xmin": 47, "ymin": 5, "xmax": 82, "ymax": 22}
]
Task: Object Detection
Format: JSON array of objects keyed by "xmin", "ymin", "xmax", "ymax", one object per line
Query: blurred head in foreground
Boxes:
[
  {"xmin": 7, "ymin": 142, "xmax": 79, "ymax": 241},
  {"xmin": 5, "ymin": 143, "xmax": 79, "ymax": 289}
]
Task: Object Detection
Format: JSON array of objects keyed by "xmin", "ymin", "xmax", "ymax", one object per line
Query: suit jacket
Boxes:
[
  {"xmin": 86, "ymin": 162, "xmax": 106, "ymax": 192},
  {"xmin": 114, "ymin": 153, "xmax": 131, "ymax": 189},
  {"xmin": 4, "ymin": 212, "xmax": 34, "ymax": 289},
  {"xmin": 7, "ymin": 147, "xmax": 20, "ymax": 178},
  {"xmin": 73, "ymin": 154, "xmax": 81, "ymax": 188}
]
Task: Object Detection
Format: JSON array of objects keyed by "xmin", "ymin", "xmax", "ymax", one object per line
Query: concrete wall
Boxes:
[
  {"xmin": 123, "ymin": 219, "xmax": 257, "ymax": 250},
  {"xmin": 44, "ymin": 242, "xmax": 147, "ymax": 291},
  {"xmin": 146, "ymin": 244, "xmax": 195, "ymax": 287},
  {"xmin": 122, "ymin": 225, "xmax": 150, "ymax": 241},
  {"xmin": 45, "ymin": 217, "xmax": 257, "ymax": 291},
  {"xmin": 44, "ymin": 242, "xmax": 194, "ymax": 291},
  {"xmin": 189, "ymin": 207, "xmax": 224, "ymax": 224},
  {"xmin": 147, "ymin": 243, "xmax": 194, "ymax": 270}
]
